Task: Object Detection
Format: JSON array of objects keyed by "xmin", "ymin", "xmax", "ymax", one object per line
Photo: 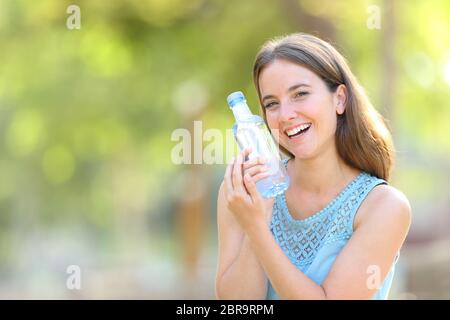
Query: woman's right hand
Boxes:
[
  {"xmin": 241, "ymin": 147, "xmax": 271, "ymax": 184},
  {"xmin": 223, "ymin": 148, "xmax": 275, "ymax": 228},
  {"xmin": 242, "ymin": 148, "xmax": 277, "ymax": 225}
]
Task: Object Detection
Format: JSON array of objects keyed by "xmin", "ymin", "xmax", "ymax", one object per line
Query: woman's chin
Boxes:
[{"xmin": 287, "ymin": 146, "xmax": 315, "ymax": 160}]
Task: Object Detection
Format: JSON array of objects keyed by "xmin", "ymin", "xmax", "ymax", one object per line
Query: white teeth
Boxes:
[{"xmin": 286, "ymin": 123, "xmax": 311, "ymax": 137}]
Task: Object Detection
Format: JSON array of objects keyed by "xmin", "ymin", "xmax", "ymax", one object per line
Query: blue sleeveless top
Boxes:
[{"xmin": 267, "ymin": 159, "xmax": 397, "ymax": 300}]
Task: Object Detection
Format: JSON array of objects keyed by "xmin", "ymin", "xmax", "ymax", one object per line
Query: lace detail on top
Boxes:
[{"xmin": 270, "ymin": 159, "xmax": 386, "ymax": 270}]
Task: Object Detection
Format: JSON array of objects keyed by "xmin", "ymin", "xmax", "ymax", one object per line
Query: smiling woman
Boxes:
[{"xmin": 215, "ymin": 33, "xmax": 411, "ymax": 300}]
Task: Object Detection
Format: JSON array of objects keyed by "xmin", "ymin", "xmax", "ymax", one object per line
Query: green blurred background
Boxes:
[{"xmin": 0, "ymin": 0, "xmax": 449, "ymax": 299}]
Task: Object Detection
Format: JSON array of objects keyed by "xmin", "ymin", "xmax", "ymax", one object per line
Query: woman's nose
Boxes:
[{"xmin": 279, "ymin": 101, "xmax": 297, "ymax": 122}]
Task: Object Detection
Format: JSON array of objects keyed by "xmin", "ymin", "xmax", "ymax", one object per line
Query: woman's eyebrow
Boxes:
[
  {"xmin": 288, "ymin": 83, "xmax": 311, "ymax": 92},
  {"xmin": 262, "ymin": 83, "xmax": 311, "ymax": 102}
]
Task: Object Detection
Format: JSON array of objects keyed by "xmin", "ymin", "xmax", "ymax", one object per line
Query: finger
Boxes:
[
  {"xmin": 243, "ymin": 164, "xmax": 270, "ymax": 178},
  {"xmin": 243, "ymin": 173, "xmax": 261, "ymax": 202},
  {"xmin": 250, "ymin": 171, "xmax": 272, "ymax": 183},
  {"xmin": 232, "ymin": 152, "xmax": 245, "ymax": 194},
  {"xmin": 242, "ymin": 157, "xmax": 267, "ymax": 170},
  {"xmin": 224, "ymin": 158, "xmax": 235, "ymax": 193}
]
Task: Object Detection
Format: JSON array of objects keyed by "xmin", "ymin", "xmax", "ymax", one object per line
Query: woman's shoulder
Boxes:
[{"xmin": 354, "ymin": 183, "xmax": 412, "ymax": 231}]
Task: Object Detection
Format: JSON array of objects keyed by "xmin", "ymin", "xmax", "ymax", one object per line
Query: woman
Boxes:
[{"xmin": 215, "ymin": 33, "xmax": 411, "ymax": 300}]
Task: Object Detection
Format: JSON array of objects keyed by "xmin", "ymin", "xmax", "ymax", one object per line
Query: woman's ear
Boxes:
[{"xmin": 334, "ymin": 84, "xmax": 347, "ymax": 115}]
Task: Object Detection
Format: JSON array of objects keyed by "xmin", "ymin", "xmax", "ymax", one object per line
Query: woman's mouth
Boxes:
[{"xmin": 285, "ymin": 123, "xmax": 312, "ymax": 139}]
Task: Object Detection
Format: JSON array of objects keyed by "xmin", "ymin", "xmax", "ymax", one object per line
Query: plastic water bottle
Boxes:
[{"xmin": 227, "ymin": 91, "xmax": 290, "ymax": 198}]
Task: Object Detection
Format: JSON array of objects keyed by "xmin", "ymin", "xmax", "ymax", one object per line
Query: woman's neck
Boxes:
[{"xmin": 289, "ymin": 145, "xmax": 361, "ymax": 196}]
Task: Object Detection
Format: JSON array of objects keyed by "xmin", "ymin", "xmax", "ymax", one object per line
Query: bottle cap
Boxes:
[{"xmin": 227, "ymin": 91, "xmax": 246, "ymax": 108}]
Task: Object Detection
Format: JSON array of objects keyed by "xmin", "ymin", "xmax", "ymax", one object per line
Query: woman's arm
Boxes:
[
  {"xmin": 215, "ymin": 182, "xmax": 268, "ymax": 299},
  {"xmin": 320, "ymin": 185, "xmax": 411, "ymax": 299}
]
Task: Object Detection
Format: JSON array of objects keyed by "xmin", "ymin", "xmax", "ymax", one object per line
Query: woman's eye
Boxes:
[
  {"xmin": 295, "ymin": 91, "xmax": 309, "ymax": 98},
  {"xmin": 264, "ymin": 101, "xmax": 278, "ymax": 109}
]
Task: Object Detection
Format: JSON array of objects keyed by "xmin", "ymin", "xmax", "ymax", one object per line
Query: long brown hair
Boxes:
[{"xmin": 253, "ymin": 33, "xmax": 394, "ymax": 181}]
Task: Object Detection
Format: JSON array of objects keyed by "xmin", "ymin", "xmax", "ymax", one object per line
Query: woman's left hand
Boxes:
[{"xmin": 223, "ymin": 148, "xmax": 275, "ymax": 233}]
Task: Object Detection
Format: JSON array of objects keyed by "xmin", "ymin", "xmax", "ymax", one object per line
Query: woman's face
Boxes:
[{"xmin": 258, "ymin": 59, "xmax": 345, "ymax": 160}]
